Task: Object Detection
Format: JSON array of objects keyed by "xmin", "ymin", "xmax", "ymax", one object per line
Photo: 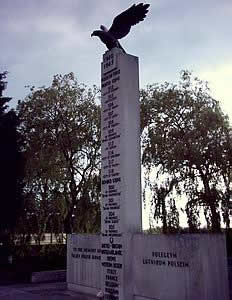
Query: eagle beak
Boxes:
[{"xmin": 91, "ymin": 32, "xmax": 94, "ymax": 37}]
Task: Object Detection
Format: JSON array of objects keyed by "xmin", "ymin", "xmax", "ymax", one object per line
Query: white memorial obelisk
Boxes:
[{"xmin": 101, "ymin": 48, "xmax": 142, "ymax": 300}]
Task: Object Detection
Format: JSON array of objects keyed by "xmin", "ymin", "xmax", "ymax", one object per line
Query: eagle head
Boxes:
[{"xmin": 91, "ymin": 30, "xmax": 101, "ymax": 37}]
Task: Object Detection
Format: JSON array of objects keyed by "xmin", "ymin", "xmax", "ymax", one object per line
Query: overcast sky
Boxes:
[{"xmin": 1, "ymin": 0, "xmax": 231, "ymax": 119}]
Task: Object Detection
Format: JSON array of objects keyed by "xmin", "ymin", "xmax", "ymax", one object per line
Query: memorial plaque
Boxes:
[
  {"xmin": 67, "ymin": 234, "xmax": 101, "ymax": 295},
  {"xmin": 132, "ymin": 234, "xmax": 229, "ymax": 300},
  {"xmin": 101, "ymin": 48, "xmax": 142, "ymax": 300}
]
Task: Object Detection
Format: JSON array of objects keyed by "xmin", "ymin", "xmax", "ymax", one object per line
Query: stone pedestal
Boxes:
[
  {"xmin": 66, "ymin": 48, "xmax": 229, "ymax": 300},
  {"xmin": 101, "ymin": 48, "xmax": 142, "ymax": 300}
]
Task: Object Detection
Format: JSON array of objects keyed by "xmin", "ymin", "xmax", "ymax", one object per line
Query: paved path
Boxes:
[{"xmin": 0, "ymin": 282, "xmax": 97, "ymax": 300}]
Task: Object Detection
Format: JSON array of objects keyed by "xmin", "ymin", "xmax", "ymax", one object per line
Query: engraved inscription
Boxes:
[{"xmin": 101, "ymin": 51, "xmax": 122, "ymax": 300}]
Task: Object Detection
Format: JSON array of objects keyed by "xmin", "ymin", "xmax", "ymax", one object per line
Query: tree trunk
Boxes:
[
  {"xmin": 208, "ymin": 198, "xmax": 221, "ymax": 232},
  {"xmin": 161, "ymin": 198, "xmax": 167, "ymax": 234},
  {"xmin": 64, "ymin": 210, "xmax": 73, "ymax": 234},
  {"xmin": 200, "ymin": 170, "xmax": 221, "ymax": 233}
]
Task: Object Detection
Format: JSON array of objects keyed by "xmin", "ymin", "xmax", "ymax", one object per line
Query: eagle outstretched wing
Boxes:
[{"xmin": 108, "ymin": 3, "xmax": 150, "ymax": 40}]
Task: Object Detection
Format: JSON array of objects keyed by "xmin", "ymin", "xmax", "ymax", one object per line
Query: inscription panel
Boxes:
[
  {"xmin": 133, "ymin": 234, "xmax": 229, "ymax": 300},
  {"xmin": 101, "ymin": 48, "xmax": 141, "ymax": 300},
  {"xmin": 102, "ymin": 52, "xmax": 117, "ymax": 74},
  {"xmin": 67, "ymin": 234, "xmax": 101, "ymax": 289},
  {"xmin": 101, "ymin": 51, "xmax": 123, "ymax": 300}
]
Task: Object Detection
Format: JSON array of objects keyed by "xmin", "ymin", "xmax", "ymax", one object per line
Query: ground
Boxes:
[{"xmin": 0, "ymin": 282, "xmax": 97, "ymax": 300}]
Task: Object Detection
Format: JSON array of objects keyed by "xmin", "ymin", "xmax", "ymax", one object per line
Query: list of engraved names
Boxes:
[{"xmin": 101, "ymin": 51, "xmax": 123, "ymax": 300}]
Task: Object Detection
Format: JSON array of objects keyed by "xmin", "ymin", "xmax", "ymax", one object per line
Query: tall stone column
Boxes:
[{"xmin": 101, "ymin": 48, "xmax": 142, "ymax": 300}]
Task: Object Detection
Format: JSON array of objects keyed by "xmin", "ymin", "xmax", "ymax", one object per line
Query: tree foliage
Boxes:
[
  {"xmin": 141, "ymin": 71, "xmax": 232, "ymax": 232},
  {"xmin": 15, "ymin": 70, "xmax": 232, "ymax": 237},
  {"xmin": 17, "ymin": 73, "xmax": 101, "ymax": 236}
]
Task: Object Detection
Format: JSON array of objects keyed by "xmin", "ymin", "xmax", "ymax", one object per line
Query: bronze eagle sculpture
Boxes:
[{"xmin": 91, "ymin": 3, "xmax": 150, "ymax": 53}]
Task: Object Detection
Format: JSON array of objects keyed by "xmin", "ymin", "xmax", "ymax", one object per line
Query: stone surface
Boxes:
[
  {"xmin": 101, "ymin": 48, "xmax": 142, "ymax": 235},
  {"xmin": 67, "ymin": 234, "xmax": 101, "ymax": 296},
  {"xmin": 101, "ymin": 48, "xmax": 142, "ymax": 300},
  {"xmin": 67, "ymin": 233, "xmax": 229, "ymax": 300},
  {"xmin": 133, "ymin": 233, "xmax": 229, "ymax": 300},
  {"xmin": 66, "ymin": 48, "xmax": 230, "ymax": 300}
]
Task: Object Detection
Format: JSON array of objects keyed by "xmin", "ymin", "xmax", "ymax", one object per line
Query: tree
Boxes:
[
  {"xmin": 17, "ymin": 73, "xmax": 101, "ymax": 236},
  {"xmin": 0, "ymin": 71, "xmax": 24, "ymax": 239},
  {"xmin": 141, "ymin": 71, "xmax": 232, "ymax": 232}
]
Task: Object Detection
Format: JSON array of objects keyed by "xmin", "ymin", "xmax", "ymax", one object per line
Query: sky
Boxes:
[{"xmin": 1, "ymin": 0, "xmax": 231, "ymax": 116}]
